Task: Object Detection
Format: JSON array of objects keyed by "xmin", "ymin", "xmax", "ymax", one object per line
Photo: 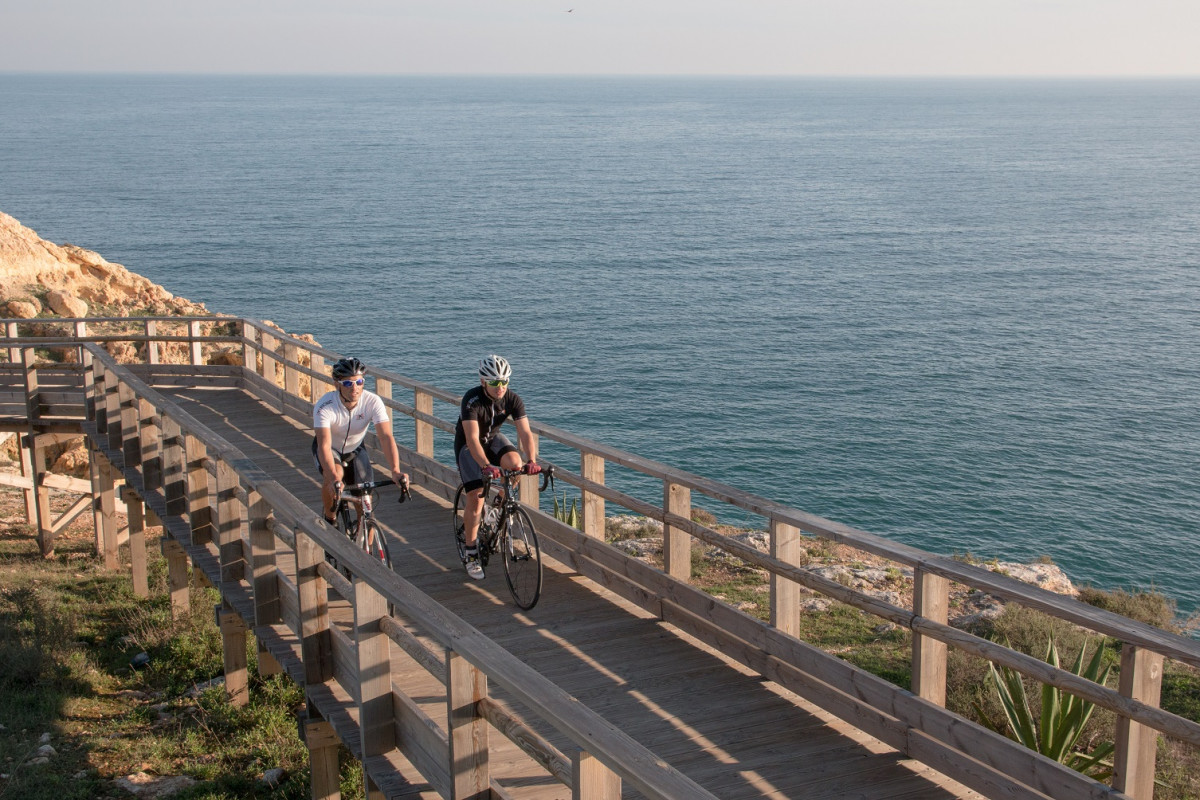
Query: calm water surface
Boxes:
[{"xmin": 2, "ymin": 75, "xmax": 1198, "ymax": 616}]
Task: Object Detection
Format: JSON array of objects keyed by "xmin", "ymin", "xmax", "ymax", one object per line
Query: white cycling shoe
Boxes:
[{"xmin": 464, "ymin": 553, "xmax": 485, "ymax": 581}]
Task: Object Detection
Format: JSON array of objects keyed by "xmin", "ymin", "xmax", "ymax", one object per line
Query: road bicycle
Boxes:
[
  {"xmin": 453, "ymin": 466, "xmax": 554, "ymax": 610},
  {"xmin": 328, "ymin": 473, "xmax": 411, "ymax": 581}
]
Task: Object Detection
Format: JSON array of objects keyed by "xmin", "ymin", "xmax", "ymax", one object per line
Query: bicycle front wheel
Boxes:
[
  {"xmin": 452, "ymin": 485, "xmax": 469, "ymax": 563},
  {"xmin": 361, "ymin": 520, "xmax": 392, "ymax": 569},
  {"xmin": 501, "ymin": 507, "xmax": 542, "ymax": 610}
]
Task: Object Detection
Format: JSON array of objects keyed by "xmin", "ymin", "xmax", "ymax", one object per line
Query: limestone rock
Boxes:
[
  {"xmin": 113, "ymin": 771, "xmax": 198, "ymax": 798},
  {"xmin": 3, "ymin": 300, "xmax": 39, "ymax": 319},
  {"xmin": 46, "ymin": 289, "xmax": 88, "ymax": 318}
]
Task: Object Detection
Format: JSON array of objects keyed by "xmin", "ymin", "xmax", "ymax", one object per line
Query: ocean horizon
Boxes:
[{"xmin": 2, "ymin": 74, "xmax": 1198, "ymax": 618}]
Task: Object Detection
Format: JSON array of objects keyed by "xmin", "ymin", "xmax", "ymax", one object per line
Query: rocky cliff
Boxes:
[
  {"xmin": 1, "ymin": 212, "xmax": 317, "ymax": 473},
  {"xmin": 0, "ymin": 211, "xmax": 209, "ymax": 320}
]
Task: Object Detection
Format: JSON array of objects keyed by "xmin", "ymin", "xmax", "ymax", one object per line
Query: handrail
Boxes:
[
  {"xmin": 78, "ymin": 343, "xmax": 718, "ymax": 800},
  {"xmin": 5, "ymin": 315, "xmax": 1191, "ymax": 799}
]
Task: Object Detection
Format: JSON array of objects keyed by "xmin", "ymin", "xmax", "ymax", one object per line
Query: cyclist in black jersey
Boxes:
[{"xmin": 454, "ymin": 354, "xmax": 540, "ymax": 580}]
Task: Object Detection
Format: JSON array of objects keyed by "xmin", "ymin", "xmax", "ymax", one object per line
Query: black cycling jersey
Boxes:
[{"xmin": 453, "ymin": 386, "xmax": 527, "ymax": 456}]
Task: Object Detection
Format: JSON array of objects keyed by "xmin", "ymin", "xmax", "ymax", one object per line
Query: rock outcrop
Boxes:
[
  {"xmin": 1, "ymin": 212, "xmax": 315, "ymax": 477},
  {"xmin": 0, "ymin": 212, "xmax": 207, "ymax": 318}
]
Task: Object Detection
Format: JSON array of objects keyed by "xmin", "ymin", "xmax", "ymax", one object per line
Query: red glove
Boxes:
[
  {"xmin": 482, "ymin": 465, "xmax": 502, "ymax": 481},
  {"xmin": 522, "ymin": 461, "xmax": 542, "ymax": 475}
]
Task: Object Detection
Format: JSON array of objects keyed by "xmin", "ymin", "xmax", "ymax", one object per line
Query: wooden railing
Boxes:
[{"xmin": 5, "ymin": 315, "xmax": 1200, "ymax": 800}]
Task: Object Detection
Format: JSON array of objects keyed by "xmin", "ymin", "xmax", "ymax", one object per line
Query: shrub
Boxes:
[{"xmin": 1077, "ymin": 586, "xmax": 1176, "ymax": 631}]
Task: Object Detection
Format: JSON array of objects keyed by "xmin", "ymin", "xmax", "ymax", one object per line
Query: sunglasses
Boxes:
[
  {"xmin": 485, "ymin": 379, "xmax": 509, "ymax": 387},
  {"xmin": 339, "ymin": 378, "xmax": 365, "ymax": 387}
]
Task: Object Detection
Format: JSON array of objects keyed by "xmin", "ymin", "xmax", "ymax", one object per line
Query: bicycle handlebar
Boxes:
[
  {"xmin": 335, "ymin": 478, "xmax": 412, "ymax": 503},
  {"xmin": 481, "ymin": 465, "xmax": 556, "ymax": 494}
]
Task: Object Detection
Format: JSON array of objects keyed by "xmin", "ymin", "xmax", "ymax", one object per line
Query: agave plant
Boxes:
[
  {"xmin": 552, "ymin": 491, "xmax": 581, "ymax": 530},
  {"xmin": 985, "ymin": 638, "xmax": 1115, "ymax": 780}
]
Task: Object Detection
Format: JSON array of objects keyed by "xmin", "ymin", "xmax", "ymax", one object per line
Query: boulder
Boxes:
[
  {"xmin": 4, "ymin": 300, "xmax": 39, "ymax": 319},
  {"xmin": 46, "ymin": 290, "xmax": 88, "ymax": 318}
]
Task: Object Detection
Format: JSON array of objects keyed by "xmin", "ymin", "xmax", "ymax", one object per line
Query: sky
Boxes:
[{"xmin": 1, "ymin": 0, "xmax": 1197, "ymax": 76}]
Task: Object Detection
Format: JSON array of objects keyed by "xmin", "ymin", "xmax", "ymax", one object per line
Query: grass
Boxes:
[{"xmin": 0, "ymin": 487, "xmax": 368, "ymax": 800}]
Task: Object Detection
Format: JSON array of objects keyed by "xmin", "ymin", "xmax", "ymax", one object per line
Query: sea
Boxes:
[{"xmin": 2, "ymin": 75, "xmax": 1198, "ymax": 619}]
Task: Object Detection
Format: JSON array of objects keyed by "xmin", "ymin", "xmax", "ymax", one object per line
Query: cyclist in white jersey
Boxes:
[{"xmin": 313, "ymin": 357, "xmax": 408, "ymax": 524}]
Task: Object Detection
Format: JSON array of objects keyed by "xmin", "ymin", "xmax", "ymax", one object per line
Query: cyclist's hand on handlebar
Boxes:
[
  {"xmin": 482, "ymin": 465, "xmax": 502, "ymax": 481},
  {"xmin": 391, "ymin": 469, "xmax": 409, "ymax": 487},
  {"xmin": 522, "ymin": 461, "xmax": 542, "ymax": 475}
]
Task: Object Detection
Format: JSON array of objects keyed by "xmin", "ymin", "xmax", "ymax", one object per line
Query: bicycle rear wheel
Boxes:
[{"xmin": 501, "ymin": 507, "xmax": 542, "ymax": 610}]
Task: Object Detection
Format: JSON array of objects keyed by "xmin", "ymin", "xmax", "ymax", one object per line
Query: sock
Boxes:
[{"xmin": 465, "ymin": 546, "xmax": 478, "ymax": 558}]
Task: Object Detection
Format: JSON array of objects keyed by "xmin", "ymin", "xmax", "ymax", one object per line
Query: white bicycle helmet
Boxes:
[{"xmin": 478, "ymin": 354, "xmax": 512, "ymax": 382}]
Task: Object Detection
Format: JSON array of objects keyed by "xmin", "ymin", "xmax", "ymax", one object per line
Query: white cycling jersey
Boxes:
[{"xmin": 313, "ymin": 390, "xmax": 389, "ymax": 453}]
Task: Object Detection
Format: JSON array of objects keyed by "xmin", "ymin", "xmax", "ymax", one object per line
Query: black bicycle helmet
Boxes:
[{"xmin": 331, "ymin": 357, "xmax": 367, "ymax": 379}]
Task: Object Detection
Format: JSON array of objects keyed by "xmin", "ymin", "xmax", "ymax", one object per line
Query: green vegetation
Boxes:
[
  {"xmin": 551, "ymin": 490, "xmax": 580, "ymax": 530},
  {"xmin": 0, "ymin": 507, "xmax": 368, "ymax": 800},
  {"xmin": 984, "ymin": 638, "xmax": 1114, "ymax": 779}
]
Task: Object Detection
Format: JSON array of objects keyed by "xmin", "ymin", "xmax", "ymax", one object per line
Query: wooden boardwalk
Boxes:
[
  {"xmin": 157, "ymin": 380, "xmax": 980, "ymax": 799},
  {"xmin": 11, "ymin": 319, "xmax": 1200, "ymax": 800}
]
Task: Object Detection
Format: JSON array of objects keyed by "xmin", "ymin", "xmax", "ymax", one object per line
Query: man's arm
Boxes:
[
  {"xmin": 315, "ymin": 427, "xmax": 341, "ymax": 481},
  {"xmin": 374, "ymin": 420, "xmax": 409, "ymax": 485},
  {"xmin": 462, "ymin": 419, "xmax": 491, "ymax": 468},
  {"xmin": 514, "ymin": 416, "xmax": 538, "ymax": 465}
]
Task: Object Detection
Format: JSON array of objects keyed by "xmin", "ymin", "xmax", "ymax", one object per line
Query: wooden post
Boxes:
[
  {"xmin": 663, "ymin": 481, "xmax": 691, "ymax": 580},
  {"xmin": 5, "ymin": 321, "xmax": 18, "ymax": 363},
  {"xmin": 240, "ymin": 319, "xmax": 257, "ymax": 371},
  {"xmin": 105, "ymin": 369, "xmax": 122, "ymax": 454},
  {"xmin": 414, "ymin": 389, "xmax": 434, "ymax": 459},
  {"xmin": 283, "ymin": 341, "xmax": 304, "ymax": 401},
  {"xmin": 18, "ymin": 432, "xmax": 37, "ymax": 525},
  {"xmin": 78, "ymin": 322, "xmax": 95, "ymax": 422},
  {"xmin": 217, "ymin": 601, "xmax": 249, "ymax": 707},
  {"xmin": 446, "ymin": 649, "xmax": 489, "ymax": 800},
  {"xmin": 354, "ymin": 576, "xmax": 395, "ymax": 773},
  {"xmin": 912, "ymin": 566, "xmax": 950, "ymax": 706},
  {"xmin": 188, "ymin": 319, "xmax": 203, "ymax": 366},
  {"xmin": 145, "ymin": 319, "xmax": 160, "ymax": 365},
  {"xmin": 98, "ymin": 457, "xmax": 119, "ymax": 571},
  {"xmin": 89, "ymin": 444, "xmax": 105, "ymax": 555},
  {"xmin": 302, "ymin": 710, "xmax": 342, "ymax": 800},
  {"xmin": 161, "ymin": 536, "xmax": 190, "ymax": 618},
  {"xmin": 123, "ymin": 489, "xmax": 149, "ymax": 598},
  {"xmin": 250, "ymin": 492, "xmax": 283, "ymax": 676},
  {"xmin": 261, "ymin": 330, "xmax": 277, "ymax": 386},
  {"xmin": 186, "ymin": 434, "xmax": 212, "ymax": 546},
  {"xmin": 31, "ymin": 435, "xmax": 54, "ymax": 556},
  {"xmin": 519, "ymin": 432, "xmax": 539, "ymax": 509},
  {"xmin": 139, "ymin": 397, "xmax": 162, "ymax": 492},
  {"xmin": 162, "ymin": 417, "xmax": 187, "ymax": 520},
  {"xmin": 216, "ymin": 461, "xmax": 246, "ymax": 585},
  {"xmin": 120, "ymin": 383, "xmax": 140, "ymax": 471},
  {"xmin": 375, "ymin": 378, "xmax": 393, "ymax": 426},
  {"xmin": 573, "ymin": 750, "xmax": 621, "ymax": 800},
  {"xmin": 1113, "ymin": 645, "xmax": 1164, "ymax": 799},
  {"xmin": 296, "ymin": 530, "xmax": 333, "ymax": 685},
  {"xmin": 581, "ymin": 453, "xmax": 605, "ymax": 540},
  {"xmin": 92, "ymin": 360, "xmax": 108, "ymax": 435},
  {"xmin": 21, "ymin": 347, "xmax": 40, "ymax": 422},
  {"xmin": 770, "ymin": 519, "xmax": 801, "ymax": 637}
]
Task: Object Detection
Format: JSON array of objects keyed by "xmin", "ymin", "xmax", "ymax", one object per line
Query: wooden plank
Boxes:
[
  {"xmin": 913, "ymin": 566, "xmax": 950, "ymax": 706},
  {"xmin": 446, "ymin": 649, "xmax": 489, "ymax": 799},
  {"xmin": 355, "ymin": 576, "xmax": 395, "ymax": 763},
  {"xmin": 1113, "ymin": 646, "xmax": 1164, "ymax": 799},
  {"xmin": 218, "ymin": 601, "xmax": 249, "ymax": 706},
  {"xmin": 581, "ymin": 453, "xmax": 604, "ymax": 540},
  {"xmin": 663, "ymin": 481, "xmax": 691, "ymax": 581},
  {"xmin": 573, "ymin": 750, "xmax": 620, "ymax": 800},
  {"xmin": 769, "ymin": 519, "xmax": 800, "ymax": 637},
  {"xmin": 124, "ymin": 490, "xmax": 149, "ymax": 598},
  {"xmin": 161, "ymin": 536, "xmax": 191, "ymax": 618}
]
